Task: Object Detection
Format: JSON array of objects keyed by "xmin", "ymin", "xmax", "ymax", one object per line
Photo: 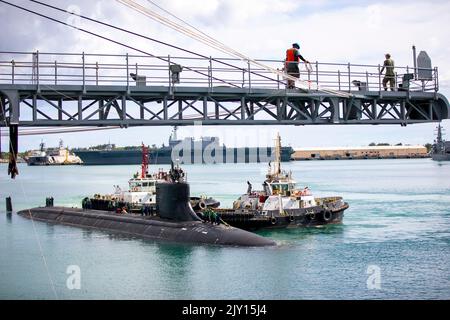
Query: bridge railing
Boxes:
[{"xmin": 0, "ymin": 51, "xmax": 439, "ymax": 93}]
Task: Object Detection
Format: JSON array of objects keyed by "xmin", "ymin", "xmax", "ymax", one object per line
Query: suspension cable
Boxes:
[
  {"xmin": 0, "ymin": 0, "xmax": 239, "ymax": 88},
  {"xmin": 145, "ymin": 0, "xmax": 243, "ymax": 59},
  {"xmin": 117, "ymin": 0, "xmax": 313, "ymax": 90},
  {"xmin": 28, "ymin": 0, "xmax": 287, "ymax": 87},
  {"xmin": 118, "ymin": 0, "xmax": 352, "ymax": 97}
]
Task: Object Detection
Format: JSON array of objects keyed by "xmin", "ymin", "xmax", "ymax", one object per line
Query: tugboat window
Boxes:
[{"xmin": 272, "ymin": 183, "xmax": 289, "ymax": 195}]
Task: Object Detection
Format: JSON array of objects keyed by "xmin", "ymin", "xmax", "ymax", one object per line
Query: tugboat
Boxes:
[
  {"xmin": 83, "ymin": 145, "xmax": 220, "ymax": 214},
  {"xmin": 431, "ymin": 124, "xmax": 450, "ymax": 161},
  {"xmin": 17, "ymin": 146, "xmax": 275, "ymax": 247},
  {"xmin": 209, "ymin": 134, "xmax": 349, "ymax": 231}
]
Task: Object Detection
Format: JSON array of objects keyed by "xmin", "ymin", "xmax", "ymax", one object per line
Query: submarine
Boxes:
[{"xmin": 17, "ymin": 165, "xmax": 275, "ymax": 247}]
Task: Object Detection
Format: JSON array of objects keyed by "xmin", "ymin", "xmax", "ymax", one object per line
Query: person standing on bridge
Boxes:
[
  {"xmin": 380, "ymin": 53, "xmax": 395, "ymax": 91},
  {"xmin": 285, "ymin": 43, "xmax": 310, "ymax": 89}
]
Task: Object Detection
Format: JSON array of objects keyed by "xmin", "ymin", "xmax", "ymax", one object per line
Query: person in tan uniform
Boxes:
[{"xmin": 380, "ymin": 53, "xmax": 395, "ymax": 91}]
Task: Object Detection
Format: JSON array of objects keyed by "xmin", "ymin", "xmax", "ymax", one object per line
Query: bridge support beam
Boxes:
[
  {"xmin": 0, "ymin": 90, "xmax": 20, "ymax": 124},
  {"xmin": 0, "ymin": 86, "xmax": 448, "ymax": 127}
]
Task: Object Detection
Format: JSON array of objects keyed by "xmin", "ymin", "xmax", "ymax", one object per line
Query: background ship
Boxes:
[
  {"xmin": 26, "ymin": 140, "xmax": 83, "ymax": 166},
  {"xmin": 431, "ymin": 124, "xmax": 450, "ymax": 161},
  {"xmin": 74, "ymin": 127, "xmax": 294, "ymax": 165}
]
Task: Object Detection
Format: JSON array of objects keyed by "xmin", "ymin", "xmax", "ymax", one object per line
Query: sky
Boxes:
[{"xmin": 0, "ymin": 0, "xmax": 449, "ymax": 151}]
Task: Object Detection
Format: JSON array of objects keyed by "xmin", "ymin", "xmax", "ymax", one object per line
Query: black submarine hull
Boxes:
[{"xmin": 17, "ymin": 207, "xmax": 276, "ymax": 247}]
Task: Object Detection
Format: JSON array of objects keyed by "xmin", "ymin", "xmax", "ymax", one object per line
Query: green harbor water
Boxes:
[{"xmin": 0, "ymin": 159, "xmax": 449, "ymax": 299}]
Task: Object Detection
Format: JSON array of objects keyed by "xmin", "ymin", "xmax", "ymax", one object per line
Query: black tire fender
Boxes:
[
  {"xmin": 199, "ymin": 200, "xmax": 207, "ymax": 210},
  {"xmin": 322, "ymin": 210, "xmax": 332, "ymax": 222}
]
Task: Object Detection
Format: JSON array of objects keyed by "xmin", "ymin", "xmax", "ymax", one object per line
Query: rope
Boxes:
[
  {"xmin": 220, "ymin": 218, "xmax": 230, "ymax": 228},
  {"xmin": 0, "ymin": 92, "xmax": 59, "ymax": 299}
]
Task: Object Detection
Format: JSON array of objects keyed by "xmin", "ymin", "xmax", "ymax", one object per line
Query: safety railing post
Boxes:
[
  {"xmin": 96, "ymin": 62, "xmax": 99, "ymax": 86},
  {"xmin": 54, "ymin": 61, "xmax": 57, "ymax": 85},
  {"xmin": 82, "ymin": 52, "xmax": 86, "ymax": 92},
  {"xmin": 315, "ymin": 61, "xmax": 319, "ymax": 91},
  {"xmin": 378, "ymin": 64, "xmax": 381, "ymax": 92},
  {"xmin": 406, "ymin": 66, "xmax": 409, "ymax": 91},
  {"xmin": 126, "ymin": 53, "xmax": 129, "ymax": 93},
  {"xmin": 36, "ymin": 50, "xmax": 40, "ymax": 92},
  {"xmin": 277, "ymin": 72, "xmax": 280, "ymax": 90},
  {"xmin": 366, "ymin": 71, "xmax": 369, "ymax": 91},
  {"xmin": 338, "ymin": 70, "xmax": 341, "ymax": 91},
  {"xmin": 209, "ymin": 56, "xmax": 213, "ymax": 91},
  {"xmin": 247, "ymin": 60, "xmax": 252, "ymax": 92},
  {"xmin": 347, "ymin": 63, "xmax": 351, "ymax": 92},
  {"xmin": 435, "ymin": 67, "xmax": 439, "ymax": 92},
  {"xmin": 11, "ymin": 60, "xmax": 15, "ymax": 84},
  {"xmin": 394, "ymin": 72, "xmax": 398, "ymax": 91},
  {"xmin": 168, "ymin": 55, "xmax": 172, "ymax": 94},
  {"xmin": 307, "ymin": 64, "xmax": 311, "ymax": 82}
]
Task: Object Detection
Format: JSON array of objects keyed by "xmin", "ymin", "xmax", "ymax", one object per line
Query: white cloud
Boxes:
[{"xmin": 1, "ymin": 0, "xmax": 450, "ymax": 150}]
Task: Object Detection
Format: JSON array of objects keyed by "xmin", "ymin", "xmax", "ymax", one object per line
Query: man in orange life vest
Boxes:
[{"xmin": 285, "ymin": 43, "xmax": 310, "ymax": 89}]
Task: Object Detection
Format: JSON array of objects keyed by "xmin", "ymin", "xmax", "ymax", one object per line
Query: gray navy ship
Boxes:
[
  {"xmin": 74, "ymin": 127, "xmax": 294, "ymax": 165},
  {"xmin": 431, "ymin": 124, "xmax": 450, "ymax": 161}
]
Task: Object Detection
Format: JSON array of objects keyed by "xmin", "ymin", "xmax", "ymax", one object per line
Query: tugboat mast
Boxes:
[
  {"xmin": 141, "ymin": 143, "xmax": 149, "ymax": 178},
  {"xmin": 172, "ymin": 126, "xmax": 178, "ymax": 141},
  {"xmin": 273, "ymin": 132, "xmax": 282, "ymax": 175}
]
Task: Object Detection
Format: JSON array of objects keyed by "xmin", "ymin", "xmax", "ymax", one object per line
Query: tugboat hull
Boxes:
[
  {"xmin": 17, "ymin": 207, "xmax": 276, "ymax": 247},
  {"xmin": 217, "ymin": 203, "xmax": 348, "ymax": 231},
  {"xmin": 214, "ymin": 133, "xmax": 350, "ymax": 231}
]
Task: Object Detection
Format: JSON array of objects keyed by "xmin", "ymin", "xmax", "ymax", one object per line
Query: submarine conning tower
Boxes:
[{"xmin": 156, "ymin": 182, "xmax": 202, "ymax": 222}]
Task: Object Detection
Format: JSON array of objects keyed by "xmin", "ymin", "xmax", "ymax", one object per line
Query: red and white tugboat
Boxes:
[
  {"xmin": 84, "ymin": 144, "xmax": 219, "ymax": 214},
  {"xmin": 214, "ymin": 134, "xmax": 349, "ymax": 230}
]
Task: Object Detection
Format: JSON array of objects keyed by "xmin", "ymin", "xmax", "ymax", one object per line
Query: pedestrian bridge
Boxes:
[{"xmin": 1, "ymin": 51, "xmax": 449, "ymax": 127}]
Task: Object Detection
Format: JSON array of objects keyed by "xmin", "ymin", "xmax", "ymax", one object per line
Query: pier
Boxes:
[{"xmin": 1, "ymin": 51, "xmax": 448, "ymax": 128}]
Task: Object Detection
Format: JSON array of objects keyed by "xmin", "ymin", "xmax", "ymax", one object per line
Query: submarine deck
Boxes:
[{"xmin": 17, "ymin": 206, "xmax": 276, "ymax": 247}]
